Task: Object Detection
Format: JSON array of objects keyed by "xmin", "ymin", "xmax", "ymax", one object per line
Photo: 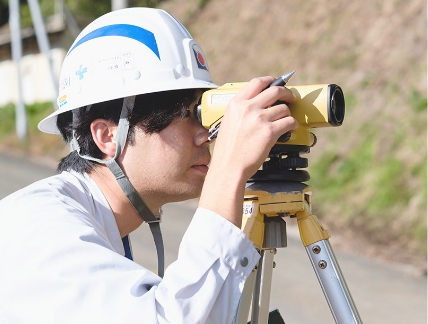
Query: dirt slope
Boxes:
[{"xmin": 159, "ymin": 0, "xmax": 427, "ymax": 270}]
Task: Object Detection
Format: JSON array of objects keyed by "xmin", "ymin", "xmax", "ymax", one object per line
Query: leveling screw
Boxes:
[
  {"xmin": 318, "ymin": 260, "xmax": 328, "ymax": 269},
  {"xmin": 312, "ymin": 245, "xmax": 321, "ymax": 254}
]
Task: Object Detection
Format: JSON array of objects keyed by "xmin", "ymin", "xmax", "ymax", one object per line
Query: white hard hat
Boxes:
[{"xmin": 38, "ymin": 7, "xmax": 218, "ymax": 134}]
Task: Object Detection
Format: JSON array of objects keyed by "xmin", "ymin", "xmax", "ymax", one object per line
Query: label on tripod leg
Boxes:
[{"xmin": 243, "ymin": 203, "xmax": 254, "ymax": 216}]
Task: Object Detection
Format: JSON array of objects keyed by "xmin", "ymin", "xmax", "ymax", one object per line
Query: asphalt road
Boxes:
[{"xmin": 0, "ymin": 150, "xmax": 426, "ymax": 323}]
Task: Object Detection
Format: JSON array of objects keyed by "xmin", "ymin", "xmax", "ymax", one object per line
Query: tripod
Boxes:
[{"xmin": 233, "ymin": 145, "xmax": 363, "ymax": 324}]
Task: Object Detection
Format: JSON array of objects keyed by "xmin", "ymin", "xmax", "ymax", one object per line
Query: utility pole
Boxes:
[
  {"xmin": 9, "ymin": 0, "xmax": 27, "ymax": 140},
  {"xmin": 8, "ymin": 0, "xmax": 59, "ymax": 140},
  {"xmin": 27, "ymin": 0, "xmax": 58, "ymax": 107},
  {"xmin": 112, "ymin": 0, "xmax": 128, "ymax": 11}
]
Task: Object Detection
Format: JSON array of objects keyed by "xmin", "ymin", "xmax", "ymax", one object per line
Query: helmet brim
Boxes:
[{"xmin": 38, "ymin": 81, "xmax": 218, "ymax": 134}]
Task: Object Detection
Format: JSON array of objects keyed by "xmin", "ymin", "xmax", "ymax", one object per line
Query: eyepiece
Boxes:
[
  {"xmin": 195, "ymin": 104, "xmax": 202, "ymax": 124},
  {"xmin": 328, "ymin": 85, "xmax": 345, "ymax": 126}
]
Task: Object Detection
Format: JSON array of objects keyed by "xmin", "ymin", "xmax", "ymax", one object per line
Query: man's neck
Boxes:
[{"xmin": 89, "ymin": 166, "xmax": 146, "ymax": 238}]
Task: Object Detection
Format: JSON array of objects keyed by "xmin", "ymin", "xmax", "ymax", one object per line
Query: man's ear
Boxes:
[{"xmin": 90, "ymin": 119, "xmax": 117, "ymax": 159}]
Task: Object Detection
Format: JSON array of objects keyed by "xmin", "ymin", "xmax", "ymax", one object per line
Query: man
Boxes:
[{"xmin": 0, "ymin": 7, "xmax": 297, "ymax": 323}]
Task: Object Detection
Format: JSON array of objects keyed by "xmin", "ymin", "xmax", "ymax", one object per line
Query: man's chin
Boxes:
[{"xmin": 168, "ymin": 186, "xmax": 202, "ymax": 204}]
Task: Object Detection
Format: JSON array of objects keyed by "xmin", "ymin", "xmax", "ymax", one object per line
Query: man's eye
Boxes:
[{"xmin": 185, "ymin": 105, "xmax": 200, "ymax": 122}]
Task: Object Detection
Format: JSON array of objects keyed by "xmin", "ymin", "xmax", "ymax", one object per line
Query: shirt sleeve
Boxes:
[
  {"xmin": 0, "ymin": 193, "xmax": 259, "ymax": 324},
  {"xmin": 154, "ymin": 207, "xmax": 260, "ymax": 323}
]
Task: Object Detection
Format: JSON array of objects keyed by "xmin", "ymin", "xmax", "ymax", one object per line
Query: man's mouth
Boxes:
[{"xmin": 191, "ymin": 164, "xmax": 209, "ymax": 174}]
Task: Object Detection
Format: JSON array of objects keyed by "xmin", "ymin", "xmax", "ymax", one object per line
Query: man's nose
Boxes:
[{"xmin": 195, "ymin": 125, "xmax": 211, "ymax": 147}]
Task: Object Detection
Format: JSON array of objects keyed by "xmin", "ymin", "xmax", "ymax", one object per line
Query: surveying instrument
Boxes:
[{"xmin": 198, "ymin": 72, "xmax": 363, "ymax": 323}]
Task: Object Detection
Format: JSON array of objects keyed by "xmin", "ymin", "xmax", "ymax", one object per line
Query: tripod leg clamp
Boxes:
[{"xmin": 296, "ymin": 202, "xmax": 330, "ymax": 247}]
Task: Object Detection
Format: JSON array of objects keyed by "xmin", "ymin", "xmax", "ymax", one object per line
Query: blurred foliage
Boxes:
[
  {"xmin": 0, "ymin": 0, "xmax": 9, "ymax": 26},
  {"xmin": 409, "ymin": 89, "xmax": 427, "ymax": 112},
  {"xmin": 0, "ymin": 0, "xmax": 166, "ymax": 28},
  {"xmin": 0, "ymin": 102, "xmax": 67, "ymax": 158},
  {"xmin": 0, "ymin": 104, "xmax": 16, "ymax": 137},
  {"xmin": 0, "ymin": 102, "xmax": 53, "ymax": 137},
  {"xmin": 66, "ymin": 0, "xmax": 164, "ymax": 23},
  {"xmin": 309, "ymin": 126, "xmax": 427, "ymax": 252}
]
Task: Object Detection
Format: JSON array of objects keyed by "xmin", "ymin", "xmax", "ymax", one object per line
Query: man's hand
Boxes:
[{"xmin": 199, "ymin": 76, "xmax": 298, "ymax": 228}]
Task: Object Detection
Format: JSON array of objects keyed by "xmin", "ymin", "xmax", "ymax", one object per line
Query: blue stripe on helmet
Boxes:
[{"xmin": 67, "ymin": 24, "xmax": 160, "ymax": 59}]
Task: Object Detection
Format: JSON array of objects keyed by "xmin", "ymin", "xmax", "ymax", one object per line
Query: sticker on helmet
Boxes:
[
  {"xmin": 193, "ymin": 45, "xmax": 208, "ymax": 71},
  {"xmin": 58, "ymin": 95, "xmax": 68, "ymax": 107},
  {"xmin": 76, "ymin": 65, "xmax": 88, "ymax": 80},
  {"xmin": 122, "ymin": 52, "xmax": 134, "ymax": 70},
  {"xmin": 92, "ymin": 52, "xmax": 134, "ymax": 74},
  {"xmin": 67, "ymin": 24, "xmax": 160, "ymax": 60},
  {"xmin": 59, "ymin": 77, "xmax": 70, "ymax": 91}
]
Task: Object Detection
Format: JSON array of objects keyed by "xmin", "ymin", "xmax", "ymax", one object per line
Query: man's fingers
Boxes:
[
  {"xmin": 258, "ymin": 104, "xmax": 298, "ymax": 138},
  {"xmin": 263, "ymin": 103, "xmax": 292, "ymax": 121},
  {"xmin": 278, "ymin": 87, "xmax": 297, "ymax": 103},
  {"xmin": 271, "ymin": 115, "xmax": 299, "ymax": 136},
  {"xmin": 233, "ymin": 76, "xmax": 276, "ymax": 100},
  {"xmin": 231, "ymin": 76, "xmax": 297, "ymax": 110},
  {"xmin": 265, "ymin": 104, "xmax": 298, "ymax": 128},
  {"xmin": 253, "ymin": 86, "xmax": 297, "ymax": 108}
]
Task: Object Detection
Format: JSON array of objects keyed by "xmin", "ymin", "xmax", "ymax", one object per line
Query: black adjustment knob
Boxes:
[
  {"xmin": 280, "ymin": 156, "xmax": 308, "ymax": 169},
  {"xmin": 263, "ymin": 157, "xmax": 280, "ymax": 170},
  {"xmin": 278, "ymin": 132, "xmax": 291, "ymax": 142}
]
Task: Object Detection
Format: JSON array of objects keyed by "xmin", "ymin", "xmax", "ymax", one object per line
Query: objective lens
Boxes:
[{"xmin": 328, "ymin": 85, "xmax": 345, "ymax": 126}]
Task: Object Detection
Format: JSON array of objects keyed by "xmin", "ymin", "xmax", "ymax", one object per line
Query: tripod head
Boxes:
[{"xmin": 252, "ymin": 144, "xmax": 312, "ymax": 183}]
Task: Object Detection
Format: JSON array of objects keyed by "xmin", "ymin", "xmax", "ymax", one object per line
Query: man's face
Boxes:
[{"xmin": 120, "ymin": 98, "xmax": 211, "ymax": 207}]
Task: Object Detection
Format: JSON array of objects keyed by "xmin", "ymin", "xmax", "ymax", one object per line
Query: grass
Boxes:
[
  {"xmin": 0, "ymin": 102, "xmax": 66, "ymax": 159},
  {"xmin": 309, "ymin": 126, "xmax": 427, "ymax": 252},
  {"xmin": 0, "ymin": 102, "xmax": 54, "ymax": 134},
  {"xmin": 409, "ymin": 89, "xmax": 427, "ymax": 112},
  {"xmin": 0, "ymin": 104, "xmax": 15, "ymax": 137}
]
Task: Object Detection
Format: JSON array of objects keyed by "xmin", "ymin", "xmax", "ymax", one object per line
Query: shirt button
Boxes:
[{"xmin": 240, "ymin": 257, "xmax": 249, "ymax": 267}]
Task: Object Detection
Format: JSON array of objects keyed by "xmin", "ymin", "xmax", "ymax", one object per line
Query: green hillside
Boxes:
[{"xmin": 159, "ymin": 0, "xmax": 427, "ymax": 264}]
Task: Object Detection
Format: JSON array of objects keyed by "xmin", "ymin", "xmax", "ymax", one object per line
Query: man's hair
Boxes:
[{"xmin": 56, "ymin": 89, "xmax": 202, "ymax": 174}]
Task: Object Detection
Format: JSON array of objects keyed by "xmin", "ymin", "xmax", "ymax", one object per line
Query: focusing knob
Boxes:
[
  {"xmin": 263, "ymin": 158, "xmax": 279, "ymax": 170},
  {"xmin": 281, "ymin": 156, "xmax": 308, "ymax": 169},
  {"xmin": 278, "ymin": 132, "xmax": 291, "ymax": 142}
]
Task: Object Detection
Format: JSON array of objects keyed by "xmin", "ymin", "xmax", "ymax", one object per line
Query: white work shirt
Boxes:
[{"xmin": 0, "ymin": 171, "xmax": 259, "ymax": 323}]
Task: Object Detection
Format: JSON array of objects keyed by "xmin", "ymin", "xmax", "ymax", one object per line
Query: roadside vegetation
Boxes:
[{"xmin": 0, "ymin": 102, "xmax": 66, "ymax": 159}]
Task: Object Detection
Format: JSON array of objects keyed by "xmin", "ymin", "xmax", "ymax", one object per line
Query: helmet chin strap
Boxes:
[{"xmin": 71, "ymin": 96, "xmax": 165, "ymax": 278}]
